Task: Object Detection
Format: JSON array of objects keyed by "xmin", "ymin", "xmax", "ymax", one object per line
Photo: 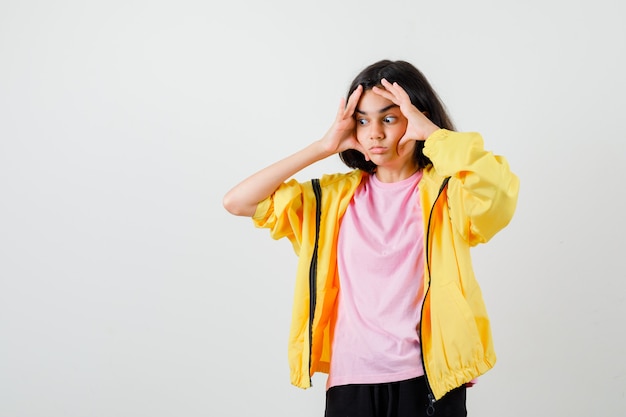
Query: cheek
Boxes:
[
  {"xmin": 389, "ymin": 119, "xmax": 407, "ymax": 134},
  {"xmin": 355, "ymin": 128, "xmax": 368, "ymax": 144},
  {"xmin": 389, "ymin": 125, "xmax": 407, "ymax": 143}
]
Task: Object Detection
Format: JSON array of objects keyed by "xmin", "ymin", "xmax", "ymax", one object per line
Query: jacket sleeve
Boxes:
[
  {"xmin": 252, "ymin": 178, "xmax": 308, "ymax": 254},
  {"xmin": 423, "ymin": 129, "xmax": 520, "ymax": 246}
]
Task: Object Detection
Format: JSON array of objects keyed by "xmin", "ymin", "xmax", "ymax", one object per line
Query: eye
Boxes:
[
  {"xmin": 356, "ymin": 118, "xmax": 368, "ymax": 126},
  {"xmin": 383, "ymin": 116, "xmax": 396, "ymax": 123}
]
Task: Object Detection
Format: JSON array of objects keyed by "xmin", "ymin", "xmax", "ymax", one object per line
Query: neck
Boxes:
[{"xmin": 374, "ymin": 165, "xmax": 420, "ymax": 183}]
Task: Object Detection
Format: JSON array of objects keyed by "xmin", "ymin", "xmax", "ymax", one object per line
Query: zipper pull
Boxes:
[{"xmin": 426, "ymin": 392, "xmax": 436, "ymax": 416}]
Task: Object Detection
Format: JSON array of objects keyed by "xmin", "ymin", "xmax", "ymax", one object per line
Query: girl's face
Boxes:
[{"xmin": 354, "ymin": 89, "xmax": 415, "ymax": 170}]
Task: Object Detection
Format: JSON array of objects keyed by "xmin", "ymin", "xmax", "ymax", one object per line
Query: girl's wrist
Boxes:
[{"xmin": 314, "ymin": 138, "xmax": 338, "ymax": 159}]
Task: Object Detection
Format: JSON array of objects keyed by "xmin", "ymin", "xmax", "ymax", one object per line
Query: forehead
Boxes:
[{"xmin": 356, "ymin": 89, "xmax": 397, "ymax": 114}]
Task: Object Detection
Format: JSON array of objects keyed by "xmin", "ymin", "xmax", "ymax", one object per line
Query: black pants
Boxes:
[{"xmin": 324, "ymin": 376, "xmax": 467, "ymax": 417}]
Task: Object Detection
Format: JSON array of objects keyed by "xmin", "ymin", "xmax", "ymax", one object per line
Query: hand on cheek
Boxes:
[{"xmin": 396, "ymin": 135, "xmax": 416, "ymax": 159}]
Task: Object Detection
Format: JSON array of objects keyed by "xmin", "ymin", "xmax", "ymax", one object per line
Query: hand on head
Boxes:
[
  {"xmin": 320, "ymin": 85, "xmax": 369, "ymax": 159},
  {"xmin": 372, "ymin": 79, "xmax": 440, "ymax": 150}
]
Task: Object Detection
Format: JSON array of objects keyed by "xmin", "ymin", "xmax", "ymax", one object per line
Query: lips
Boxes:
[{"xmin": 369, "ymin": 146, "xmax": 387, "ymax": 154}]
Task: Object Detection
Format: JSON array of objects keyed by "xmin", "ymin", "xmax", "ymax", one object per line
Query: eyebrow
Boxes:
[{"xmin": 355, "ymin": 104, "xmax": 399, "ymax": 115}]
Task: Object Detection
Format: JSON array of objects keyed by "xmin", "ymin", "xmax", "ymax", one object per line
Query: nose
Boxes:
[{"xmin": 369, "ymin": 121, "xmax": 384, "ymax": 140}]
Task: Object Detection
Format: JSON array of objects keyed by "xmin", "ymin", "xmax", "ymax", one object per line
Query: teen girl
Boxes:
[{"xmin": 223, "ymin": 60, "xmax": 519, "ymax": 417}]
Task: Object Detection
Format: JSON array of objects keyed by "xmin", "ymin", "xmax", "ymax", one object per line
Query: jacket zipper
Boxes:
[
  {"xmin": 420, "ymin": 176, "xmax": 450, "ymax": 416},
  {"xmin": 308, "ymin": 178, "xmax": 322, "ymax": 386}
]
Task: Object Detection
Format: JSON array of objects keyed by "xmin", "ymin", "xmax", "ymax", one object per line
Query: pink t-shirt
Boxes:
[{"xmin": 327, "ymin": 170, "xmax": 425, "ymax": 389}]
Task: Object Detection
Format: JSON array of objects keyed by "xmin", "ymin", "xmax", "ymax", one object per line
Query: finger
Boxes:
[
  {"xmin": 382, "ymin": 78, "xmax": 410, "ymax": 101},
  {"xmin": 376, "ymin": 79, "xmax": 408, "ymax": 104},
  {"xmin": 338, "ymin": 95, "xmax": 352, "ymax": 120},
  {"xmin": 372, "ymin": 85, "xmax": 396, "ymax": 103},
  {"xmin": 344, "ymin": 84, "xmax": 362, "ymax": 115},
  {"xmin": 380, "ymin": 78, "xmax": 399, "ymax": 96},
  {"xmin": 381, "ymin": 78, "xmax": 394, "ymax": 89},
  {"xmin": 381, "ymin": 78, "xmax": 402, "ymax": 92}
]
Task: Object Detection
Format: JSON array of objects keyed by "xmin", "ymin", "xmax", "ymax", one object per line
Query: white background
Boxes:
[{"xmin": 1, "ymin": 0, "xmax": 625, "ymax": 416}]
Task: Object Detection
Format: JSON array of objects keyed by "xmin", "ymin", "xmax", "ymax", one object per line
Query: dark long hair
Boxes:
[{"xmin": 340, "ymin": 60, "xmax": 455, "ymax": 173}]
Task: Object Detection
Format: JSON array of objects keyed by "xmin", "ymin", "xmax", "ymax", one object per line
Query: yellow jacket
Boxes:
[{"xmin": 253, "ymin": 129, "xmax": 520, "ymax": 400}]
